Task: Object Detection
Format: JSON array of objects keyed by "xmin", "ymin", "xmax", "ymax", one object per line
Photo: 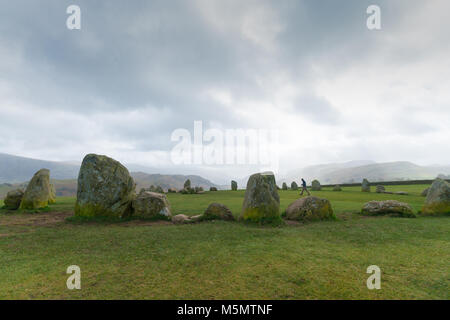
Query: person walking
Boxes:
[{"xmin": 300, "ymin": 178, "xmax": 310, "ymax": 196}]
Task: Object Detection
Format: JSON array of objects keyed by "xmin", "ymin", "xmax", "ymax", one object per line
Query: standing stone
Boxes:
[
  {"xmin": 132, "ymin": 191, "xmax": 172, "ymax": 219},
  {"xmin": 75, "ymin": 154, "xmax": 136, "ymax": 218},
  {"xmin": 241, "ymin": 172, "xmax": 280, "ymax": 222},
  {"xmin": 282, "ymin": 182, "xmax": 288, "ymax": 190},
  {"xmin": 422, "ymin": 178, "xmax": 450, "ymax": 215},
  {"xmin": 285, "ymin": 196, "xmax": 335, "ymax": 221},
  {"xmin": 180, "ymin": 187, "xmax": 194, "ymax": 194},
  {"xmin": 421, "ymin": 187, "xmax": 430, "ymax": 197},
  {"xmin": 203, "ymin": 203, "xmax": 234, "ymax": 221},
  {"xmin": 231, "ymin": 180, "xmax": 238, "ymax": 191},
  {"xmin": 311, "ymin": 180, "xmax": 321, "ymax": 191},
  {"xmin": 376, "ymin": 185, "xmax": 385, "ymax": 193},
  {"xmin": 139, "ymin": 188, "xmax": 147, "ymax": 194},
  {"xmin": 3, "ymin": 189, "xmax": 24, "ymax": 210},
  {"xmin": 333, "ymin": 185, "xmax": 342, "ymax": 191},
  {"xmin": 291, "ymin": 181, "xmax": 298, "ymax": 191},
  {"xmin": 361, "ymin": 179, "xmax": 371, "ymax": 192},
  {"xmin": 49, "ymin": 184, "xmax": 56, "ymax": 204},
  {"xmin": 20, "ymin": 169, "xmax": 52, "ymax": 209},
  {"xmin": 361, "ymin": 200, "xmax": 415, "ymax": 218}
]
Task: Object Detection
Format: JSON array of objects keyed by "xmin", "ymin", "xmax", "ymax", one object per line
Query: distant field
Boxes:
[{"xmin": 0, "ymin": 184, "xmax": 449, "ymax": 299}]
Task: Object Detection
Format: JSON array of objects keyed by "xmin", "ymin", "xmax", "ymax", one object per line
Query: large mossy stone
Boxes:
[
  {"xmin": 203, "ymin": 203, "xmax": 234, "ymax": 221},
  {"xmin": 132, "ymin": 191, "xmax": 171, "ymax": 219},
  {"xmin": 285, "ymin": 196, "xmax": 335, "ymax": 222},
  {"xmin": 20, "ymin": 169, "xmax": 52, "ymax": 210},
  {"xmin": 241, "ymin": 172, "xmax": 280, "ymax": 222},
  {"xmin": 75, "ymin": 154, "xmax": 135, "ymax": 218},
  {"xmin": 311, "ymin": 180, "xmax": 321, "ymax": 191},
  {"xmin": 231, "ymin": 180, "xmax": 238, "ymax": 191},
  {"xmin": 422, "ymin": 178, "xmax": 450, "ymax": 216},
  {"xmin": 4, "ymin": 189, "xmax": 24, "ymax": 210},
  {"xmin": 291, "ymin": 181, "xmax": 298, "ymax": 190},
  {"xmin": 361, "ymin": 200, "xmax": 415, "ymax": 218}
]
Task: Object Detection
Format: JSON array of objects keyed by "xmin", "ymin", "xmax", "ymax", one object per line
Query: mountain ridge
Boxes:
[
  {"xmin": 0, "ymin": 153, "xmax": 218, "ymax": 196},
  {"xmin": 281, "ymin": 161, "xmax": 450, "ymax": 185},
  {"xmin": 2, "ymin": 152, "xmax": 450, "ymax": 193}
]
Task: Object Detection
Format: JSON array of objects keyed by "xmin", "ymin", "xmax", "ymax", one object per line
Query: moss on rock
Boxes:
[
  {"xmin": 20, "ymin": 169, "xmax": 52, "ymax": 210},
  {"xmin": 203, "ymin": 203, "xmax": 234, "ymax": 221},
  {"xmin": 361, "ymin": 200, "xmax": 416, "ymax": 218},
  {"xmin": 4, "ymin": 189, "xmax": 24, "ymax": 210},
  {"xmin": 240, "ymin": 172, "xmax": 280, "ymax": 223},
  {"xmin": 74, "ymin": 154, "xmax": 136, "ymax": 218},
  {"xmin": 132, "ymin": 191, "xmax": 172, "ymax": 220},
  {"xmin": 285, "ymin": 196, "xmax": 335, "ymax": 222},
  {"xmin": 422, "ymin": 178, "xmax": 450, "ymax": 216}
]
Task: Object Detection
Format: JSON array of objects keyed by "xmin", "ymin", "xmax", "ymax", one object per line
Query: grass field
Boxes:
[{"xmin": 0, "ymin": 184, "xmax": 449, "ymax": 299}]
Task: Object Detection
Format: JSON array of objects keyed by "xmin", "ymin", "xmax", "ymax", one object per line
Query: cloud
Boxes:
[
  {"xmin": 292, "ymin": 94, "xmax": 340, "ymax": 124},
  {"xmin": 0, "ymin": 0, "xmax": 449, "ymax": 182}
]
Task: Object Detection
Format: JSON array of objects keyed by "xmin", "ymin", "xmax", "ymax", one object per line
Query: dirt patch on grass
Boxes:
[
  {"xmin": 0, "ymin": 233, "xmax": 12, "ymax": 237},
  {"xmin": 0, "ymin": 211, "xmax": 175, "ymax": 237},
  {"xmin": 284, "ymin": 220, "xmax": 302, "ymax": 226},
  {"xmin": 118, "ymin": 220, "xmax": 173, "ymax": 227},
  {"xmin": 0, "ymin": 211, "xmax": 73, "ymax": 227},
  {"xmin": 336, "ymin": 212, "xmax": 372, "ymax": 221}
]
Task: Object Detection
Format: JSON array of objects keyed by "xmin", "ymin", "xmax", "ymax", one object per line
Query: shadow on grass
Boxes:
[{"xmin": 0, "ymin": 205, "xmax": 51, "ymax": 214}]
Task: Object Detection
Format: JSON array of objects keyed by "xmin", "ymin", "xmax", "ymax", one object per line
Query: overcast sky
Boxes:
[{"xmin": 0, "ymin": 0, "xmax": 449, "ymax": 180}]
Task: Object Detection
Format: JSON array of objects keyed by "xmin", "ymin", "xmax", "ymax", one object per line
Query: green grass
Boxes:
[
  {"xmin": 166, "ymin": 184, "xmax": 429, "ymax": 217},
  {"xmin": 0, "ymin": 185, "xmax": 448, "ymax": 300}
]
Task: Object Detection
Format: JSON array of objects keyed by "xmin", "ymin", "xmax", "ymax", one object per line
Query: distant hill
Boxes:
[
  {"xmin": 0, "ymin": 153, "xmax": 218, "ymax": 197},
  {"xmin": 322, "ymin": 162, "xmax": 450, "ymax": 184},
  {"xmin": 2, "ymin": 153, "xmax": 449, "ymax": 195},
  {"xmin": 0, "ymin": 153, "xmax": 80, "ymax": 183},
  {"xmin": 284, "ymin": 160, "xmax": 375, "ymax": 183},
  {"xmin": 282, "ymin": 161, "xmax": 450, "ymax": 185},
  {"xmin": 131, "ymin": 172, "xmax": 217, "ymax": 192}
]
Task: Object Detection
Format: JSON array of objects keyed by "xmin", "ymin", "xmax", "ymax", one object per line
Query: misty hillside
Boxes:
[
  {"xmin": 284, "ymin": 160, "xmax": 375, "ymax": 183},
  {"xmin": 0, "ymin": 171, "xmax": 218, "ymax": 198},
  {"xmin": 0, "ymin": 153, "xmax": 218, "ymax": 197},
  {"xmin": 131, "ymin": 172, "xmax": 217, "ymax": 191},
  {"xmin": 0, "ymin": 153, "xmax": 80, "ymax": 183},
  {"xmin": 323, "ymin": 162, "xmax": 450, "ymax": 184},
  {"xmin": 283, "ymin": 161, "xmax": 450, "ymax": 185},
  {"xmin": 3, "ymin": 153, "xmax": 450, "ymax": 195}
]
